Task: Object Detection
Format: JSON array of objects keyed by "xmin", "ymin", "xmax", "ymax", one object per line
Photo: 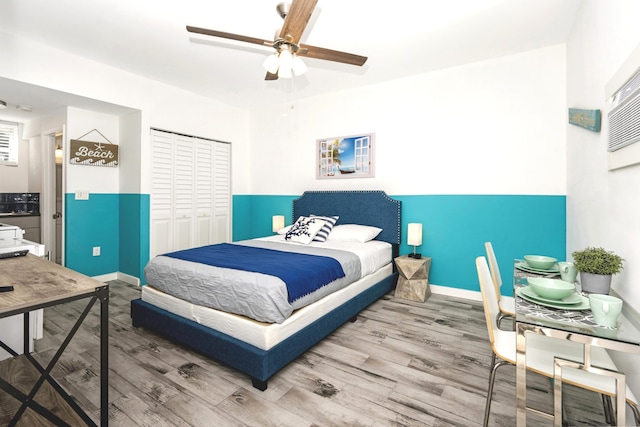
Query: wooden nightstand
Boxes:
[{"xmin": 394, "ymin": 255, "xmax": 432, "ymax": 302}]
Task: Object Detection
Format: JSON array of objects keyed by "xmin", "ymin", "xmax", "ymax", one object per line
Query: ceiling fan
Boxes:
[{"xmin": 186, "ymin": 0, "xmax": 368, "ymax": 80}]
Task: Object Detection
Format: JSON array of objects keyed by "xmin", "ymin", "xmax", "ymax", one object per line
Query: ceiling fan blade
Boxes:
[
  {"xmin": 265, "ymin": 71, "xmax": 279, "ymax": 81},
  {"xmin": 187, "ymin": 25, "xmax": 272, "ymax": 47},
  {"xmin": 278, "ymin": 0, "xmax": 318, "ymax": 44},
  {"xmin": 299, "ymin": 44, "xmax": 368, "ymax": 67}
]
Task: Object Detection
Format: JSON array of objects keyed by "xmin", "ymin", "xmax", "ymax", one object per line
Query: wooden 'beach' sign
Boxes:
[{"xmin": 69, "ymin": 129, "xmax": 119, "ymax": 167}]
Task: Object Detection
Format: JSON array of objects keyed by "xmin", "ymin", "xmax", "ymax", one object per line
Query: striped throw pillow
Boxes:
[{"xmin": 310, "ymin": 215, "xmax": 339, "ymax": 242}]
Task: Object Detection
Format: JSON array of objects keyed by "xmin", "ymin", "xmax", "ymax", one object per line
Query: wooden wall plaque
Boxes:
[
  {"xmin": 568, "ymin": 108, "xmax": 601, "ymax": 132},
  {"xmin": 69, "ymin": 139, "xmax": 119, "ymax": 167}
]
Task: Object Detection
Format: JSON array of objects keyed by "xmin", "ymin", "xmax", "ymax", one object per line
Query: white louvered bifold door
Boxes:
[
  {"xmin": 194, "ymin": 139, "xmax": 214, "ymax": 247},
  {"xmin": 213, "ymin": 142, "xmax": 231, "ymax": 243},
  {"xmin": 173, "ymin": 135, "xmax": 195, "ymax": 251},
  {"xmin": 150, "ymin": 129, "xmax": 231, "ymax": 257},
  {"xmin": 150, "ymin": 130, "xmax": 174, "ymax": 257}
]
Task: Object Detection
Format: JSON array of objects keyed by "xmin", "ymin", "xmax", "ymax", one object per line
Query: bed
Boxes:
[{"xmin": 131, "ymin": 190, "xmax": 401, "ymax": 390}]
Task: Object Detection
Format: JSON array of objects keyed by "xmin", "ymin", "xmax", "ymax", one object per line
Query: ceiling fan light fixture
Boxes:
[
  {"xmin": 278, "ymin": 64, "xmax": 293, "ymax": 79},
  {"xmin": 279, "ymin": 48, "xmax": 293, "ymax": 68},
  {"xmin": 263, "ymin": 53, "xmax": 280, "ymax": 74},
  {"xmin": 269, "ymin": 45, "xmax": 297, "ymax": 79},
  {"xmin": 291, "ymin": 55, "xmax": 307, "ymax": 76}
]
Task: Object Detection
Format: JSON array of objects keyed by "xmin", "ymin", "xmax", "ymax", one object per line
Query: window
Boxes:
[{"xmin": 0, "ymin": 121, "xmax": 19, "ymax": 166}]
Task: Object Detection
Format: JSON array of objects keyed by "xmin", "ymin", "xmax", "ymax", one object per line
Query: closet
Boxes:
[{"xmin": 150, "ymin": 129, "xmax": 231, "ymax": 258}]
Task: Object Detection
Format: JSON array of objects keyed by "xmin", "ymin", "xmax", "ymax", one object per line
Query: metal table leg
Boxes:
[
  {"xmin": 1, "ymin": 284, "xmax": 109, "ymax": 426},
  {"xmin": 516, "ymin": 322, "xmax": 527, "ymax": 426},
  {"xmin": 98, "ymin": 285, "xmax": 109, "ymax": 426}
]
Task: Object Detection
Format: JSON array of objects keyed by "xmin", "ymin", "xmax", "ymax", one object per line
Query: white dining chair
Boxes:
[
  {"xmin": 476, "ymin": 256, "xmax": 640, "ymax": 427},
  {"xmin": 484, "ymin": 242, "xmax": 515, "ymax": 328}
]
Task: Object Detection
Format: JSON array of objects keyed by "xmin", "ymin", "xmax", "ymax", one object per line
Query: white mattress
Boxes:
[{"xmin": 141, "ymin": 263, "xmax": 392, "ymax": 350}]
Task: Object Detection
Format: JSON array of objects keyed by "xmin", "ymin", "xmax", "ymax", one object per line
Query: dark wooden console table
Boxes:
[{"xmin": 0, "ymin": 254, "xmax": 108, "ymax": 426}]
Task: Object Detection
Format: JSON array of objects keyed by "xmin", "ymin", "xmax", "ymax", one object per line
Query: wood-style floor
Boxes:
[{"xmin": 0, "ymin": 281, "xmax": 609, "ymax": 426}]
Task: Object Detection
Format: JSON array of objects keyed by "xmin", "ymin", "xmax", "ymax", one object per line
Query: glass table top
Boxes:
[{"xmin": 513, "ymin": 260, "xmax": 640, "ymax": 347}]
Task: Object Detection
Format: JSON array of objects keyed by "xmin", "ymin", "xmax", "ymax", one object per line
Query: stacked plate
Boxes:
[
  {"xmin": 517, "ymin": 278, "xmax": 589, "ymax": 310},
  {"xmin": 515, "ymin": 262, "xmax": 560, "ymax": 275},
  {"xmin": 516, "ymin": 254, "xmax": 560, "ymax": 275}
]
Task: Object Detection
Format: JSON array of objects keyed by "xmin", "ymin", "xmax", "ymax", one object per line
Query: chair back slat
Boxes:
[
  {"xmin": 485, "ymin": 242, "xmax": 503, "ymax": 301},
  {"xmin": 476, "ymin": 256, "xmax": 500, "ymax": 346}
]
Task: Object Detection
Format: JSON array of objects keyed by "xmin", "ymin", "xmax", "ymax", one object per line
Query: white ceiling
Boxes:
[{"xmin": 0, "ymin": 0, "xmax": 582, "ymax": 120}]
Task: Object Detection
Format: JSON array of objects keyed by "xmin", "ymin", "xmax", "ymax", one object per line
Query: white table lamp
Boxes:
[
  {"xmin": 272, "ymin": 215, "xmax": 285, "ymax": 233},
  {"xmin": 407, "ymin": 223, "xmax": 423, "ymax": 258}
]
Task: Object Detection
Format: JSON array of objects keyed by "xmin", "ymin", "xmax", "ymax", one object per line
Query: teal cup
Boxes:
[
  {"xmin": 589, "ymin": 294, "xmax": 623, "ymax": 328},
  {"xmin": 559, "ymin": 261, "xmax": 578, "ymax": 284}
]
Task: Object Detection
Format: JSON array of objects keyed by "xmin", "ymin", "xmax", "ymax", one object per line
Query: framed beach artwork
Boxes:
[{"xmin": 316, "ymin": 133, "xmax": 375, "ymax": 179}]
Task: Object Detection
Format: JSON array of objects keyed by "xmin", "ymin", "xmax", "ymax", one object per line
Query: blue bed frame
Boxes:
[{"xmin": 131, "ymin": 190, "xmax": 401, "ymax": 390}]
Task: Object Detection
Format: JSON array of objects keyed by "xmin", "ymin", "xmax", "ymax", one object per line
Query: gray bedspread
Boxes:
[{"xmin": 144, "ymin": 240, "xmax": 361, "ymax": 323}]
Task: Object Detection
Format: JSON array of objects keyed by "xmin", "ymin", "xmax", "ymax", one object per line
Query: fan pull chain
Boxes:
[{"xmin": 282, "ymin": 78, "xmax": 294, "ymax": 117}]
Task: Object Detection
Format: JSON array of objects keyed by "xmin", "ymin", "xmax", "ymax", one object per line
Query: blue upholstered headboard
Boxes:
[{"xmin": 292, "ymin": 191, "xmax": 402, "ymax": 245}]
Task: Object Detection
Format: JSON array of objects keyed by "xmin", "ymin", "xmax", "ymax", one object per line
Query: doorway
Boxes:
[
  {"xmin": 53, "ymin": 132, "xmax": 63, "ymax": 264},
  {"xmin": 42, "ymin": 129, "xmax": 64, "ymax": 265}
]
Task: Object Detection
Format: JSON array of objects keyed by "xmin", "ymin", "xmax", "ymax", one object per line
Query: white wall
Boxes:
[
  {"xmin": 119, "ymin": 111, "xmax": 142, "ymax": 194},
  {"xmin": 66, "ymin": 107, "xmax": 120, "ymax": 194},
  {"xmin": 0, "ymin": 33, "xmax": 251, "ymax": 195},
  {"xmin": 249, "ymin": 45, "xmax": 567, "ymax": 196},
  {"xmin": 566, "ymin": 0, "xmax": 640, "ymax": 409},
  {"xmin": 567, "ymin": 0, "xmax": 640, "ymax": 309}
]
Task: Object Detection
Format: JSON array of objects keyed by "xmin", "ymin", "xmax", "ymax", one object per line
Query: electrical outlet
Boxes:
[
  {"xmin": 93, "ymin": 246, "xmax": 100, "ymax": 256},
  {"xmin": 75, "ymin": 190, "xmax": 89, "ymax": 200}
]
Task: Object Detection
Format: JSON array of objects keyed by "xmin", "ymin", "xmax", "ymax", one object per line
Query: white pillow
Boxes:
[
  {"xmin": 277, "ymin": 225, "xmax": 292, "ymax": 235},
  {"xmin": 284, "ymin": 216, "xmax": 327, "ymax": 245},
  {"xmin": 327, "ymin": 224, "xmax": 382, "ymax": 243},
  {"xmin": 310, "ymin": 214, "xmax": 339, "ymax": 242}
]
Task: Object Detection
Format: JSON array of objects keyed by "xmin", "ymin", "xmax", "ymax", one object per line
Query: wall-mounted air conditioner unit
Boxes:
[{"xmin": 606, "ymin": 43, "xmax": 640, "ymax": 171}]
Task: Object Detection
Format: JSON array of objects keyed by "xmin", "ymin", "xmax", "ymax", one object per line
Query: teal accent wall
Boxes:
[
  {"xmin": 65, "ymin": 192, "xmax": 564, "ymax": 293},
  {"xmin": 395, "ymin": 195, "xmax": 565, "ymax": 295},
  {"xmin": 232, "ymin": 194, "xmax": 566, "ymax": 295},
  {"xmin": 65, "ymin": 193, "xmax": 150, "ymax": 282},
  {"xmin": 232, "ymin": 195, "xmax": 296, "ymax": 241},
  {"xmin": 119, "ymin": 194, "xmax": 150, "ymax": 283},
  {"xmin": 65, "ymin": 193, "xmax": 120, "ymax": 277}
]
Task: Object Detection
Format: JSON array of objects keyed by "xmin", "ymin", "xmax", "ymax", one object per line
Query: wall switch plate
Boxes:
[
  {"xmin": 92, "ymin": 246, "xmax": 100, "ymax": 256},
  {"xmin": 75, "ymin": 190, "xmax": 89, "ymax": 200}
]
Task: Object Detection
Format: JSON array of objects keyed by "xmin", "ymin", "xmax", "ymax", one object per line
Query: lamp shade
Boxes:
[
  {"xmin": 291, "ymin": 55, "xmax": 307, "ymax": 76},
  {"xmin": 272, "ymin": 215, "xmax": 285, "ymax": 233},
  {"xmin": 263, "ymin": 53, "xmax": 280, "ymax": 74},
  {"xmin": 407, "ymin": 223, "xmax": 422, "ymax": 246}
]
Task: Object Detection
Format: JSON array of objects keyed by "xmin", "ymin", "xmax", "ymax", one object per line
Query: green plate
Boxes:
[
  {"xmin": 515, "ymin": 261, "xmax": 560, "ymax": 274},
  {"xmin": 520, "ymin": 286, "xmax": 581, "ymax": 305},
  {"xmin": 516, "ymin": 287, "xmax": 590, "ymax": 310}
]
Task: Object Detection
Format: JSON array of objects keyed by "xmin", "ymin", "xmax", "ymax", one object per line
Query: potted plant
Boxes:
[{"xmin": 571, "ymin": 247, "xmax": 624, "ymax": 294}]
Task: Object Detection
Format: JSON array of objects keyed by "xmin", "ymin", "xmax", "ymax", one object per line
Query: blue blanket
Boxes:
[{"xmin": 163, "ymin": 243, "xmax": 346, "ymax": 303}]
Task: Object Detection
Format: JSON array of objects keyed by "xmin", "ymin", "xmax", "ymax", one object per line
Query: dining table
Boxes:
[{"xmin": 513, "ymin": 260, "xmax": 640, "ymax": 426}]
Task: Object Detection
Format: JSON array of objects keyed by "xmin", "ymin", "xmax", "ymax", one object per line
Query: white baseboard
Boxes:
[
  {"xmin": 91, "ymin": 272, "xmax": 118, "ymax": 283},
  {"xmin": 429, "ymin": 283, "xmax": 482, "ymax": 302},
  {"xmin": 117, "ymin": 272, "xmax": 140, "ymax": 287},
  {"xmin": 91, "ymin": 271, "xmax": 140, "ymax": 287}
]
